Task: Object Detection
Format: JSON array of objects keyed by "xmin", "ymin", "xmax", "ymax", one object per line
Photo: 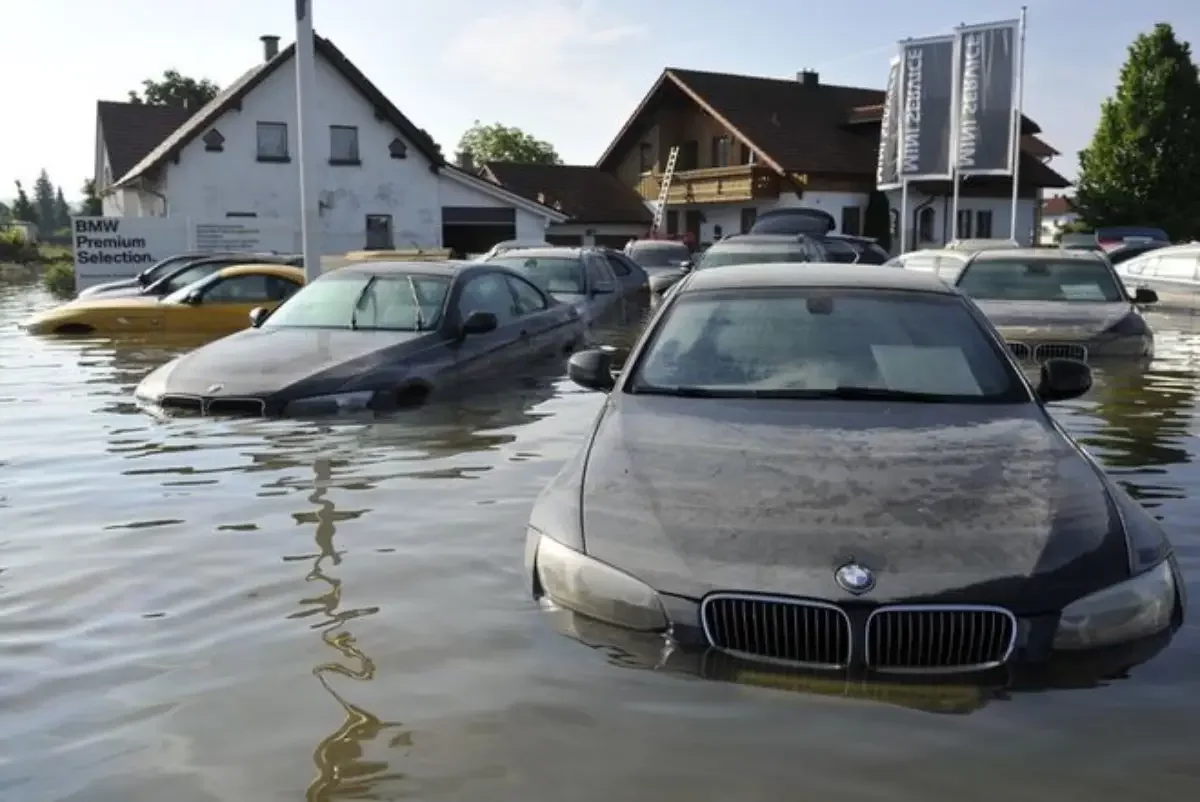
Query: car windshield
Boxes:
[
  {"xmin": 956, "ymin": 258, "xmax": 1125, "ymax": 302},
  {"xmin": 141, "ymin": 254, "xmax": 196, "ymax": 283},
  {"xmin": 155, "ymin": 263, "xmax": 227, "ymax": 294},
  {"xmin": 631, "ymin": 289, "xmax": 1025, "ymax": 403},
  {"xmin": 695, "ymin": 243, "xmax": 814, "ymax": 269},
  {"xmin": 630, "ymin": 243, "xmax": 691, "ymax": 267},
  {"xmin": 488, "ymin": 256, "xmax": 585, "ymax": 295},
  {"xmin": 263, "ymin": 273, "xmax": 449, "ymax": 331}
]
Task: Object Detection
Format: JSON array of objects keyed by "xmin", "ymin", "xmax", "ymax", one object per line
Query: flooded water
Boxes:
[{"xmin": 1, "ymin": 276, "xmax": 1197, "ymax": 802}]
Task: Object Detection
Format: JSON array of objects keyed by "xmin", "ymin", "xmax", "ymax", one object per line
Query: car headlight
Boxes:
[
  {"xmin": 1100, "ymin": 312, "xmax": 1148, "ymax": 337},
  {"xmin": 283, "ymin": 390, "xmax": 375, "ymax": 416},
  {"xmin": 1053, "ymin": 559, "xmax": 1177, "ymax": 650},
  {"xmin": 533, "ymin": 532, "xmax": 668, "ymax": 632}
]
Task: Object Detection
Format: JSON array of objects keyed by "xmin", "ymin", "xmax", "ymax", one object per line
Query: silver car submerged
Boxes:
[
  {"xmin": 1114, "ymin": 243, "xmax": 1200, "ymax": 312},
  {"xmin": 951, "ymin": 248, "xmax": 1158, "ymax": 362}
]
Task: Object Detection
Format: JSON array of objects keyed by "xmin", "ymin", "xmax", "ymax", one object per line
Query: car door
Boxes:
[
  {"xmin": 601, "ymin": 251, "xmax": 651, "ymax": 317},
  {"xmin": 446, "ymin": 271, "xmax": 527, "ymax": 384},
  {"xmin": 504, "ymin": 272, "xmax": 575, "ymax": 360},
  {"xmin": 172, "ymin": 273, "xmax": 298, "ymax": 333},
  {"xmin": 583, "ymin": 253, "xmax": 622, "ymax": 325}
]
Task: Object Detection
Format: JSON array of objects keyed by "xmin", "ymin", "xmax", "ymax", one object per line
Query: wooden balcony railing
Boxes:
[{"xmin": 636, "ymin": 165, "xmax": 780, "ymax": 205}]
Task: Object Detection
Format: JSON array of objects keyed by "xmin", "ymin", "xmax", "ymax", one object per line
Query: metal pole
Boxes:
[
  {"xmin": 899, "ymin": 180, "xmax": 910, "ymax": 252},
  {"xmin": 949, "ymin": 25, "xmax": 963, "ymax": 242},
  {"xmin": 897, "ymin": 40, "xmax": 910, "ymax": 253},
  {"xmin": 1009, "ymin": 6, "xmax": 1028, "ymax": 243},
  {"xmin": 295, "ymin": 0, "xmax": 322, "ymax": 282}
]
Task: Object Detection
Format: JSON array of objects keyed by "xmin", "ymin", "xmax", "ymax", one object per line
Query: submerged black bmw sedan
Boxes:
[
  {"xmin": 524, "ymin": 263, "xmax": 1186, "ymax": 674},
  {"xmin": 135, "ymin": 260, "xmax": 585, "ymax": 416}
]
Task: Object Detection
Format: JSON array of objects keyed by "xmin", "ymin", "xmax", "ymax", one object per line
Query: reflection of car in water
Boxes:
[
  {"xmin": 135, "ymin": 260, "xmax": 585, "ymax": 417},
  {"xmin": 22, "ymin": 264, "xmax": 306, "ymax": 336},
  {"xmin": 485, "ymin": 247, "xmax": 650, "ymax": 330},
  {"xmin": 950, "ymin": 248, "xmax": 1158, "ymax": 362},
  {"xmin": 523, "ymin": 264, "xmax": 1185, "ymax": 688},
  {"xmin": 79, "ymin": 253, "xmax": 304, "ymax": 300},
  {"xmin": 1113, "ymin": 243, "xmax": 1200, "ymax": 312}
]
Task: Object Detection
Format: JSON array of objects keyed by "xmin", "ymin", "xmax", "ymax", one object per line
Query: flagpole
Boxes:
[
  {"xmin": 1009, "ymin": 6, "xmax": 1028, "ymax": 243},
  {"xmin": 295, "ymin": 0, "xmax": 322, "ymax": 282},
  {"xmin": 897, "ymin": 40, "xmax": 910, "ymax": 253},
  {"xmin": 949, "ymin": 24, "xmax": 963, "ymax": 242}
]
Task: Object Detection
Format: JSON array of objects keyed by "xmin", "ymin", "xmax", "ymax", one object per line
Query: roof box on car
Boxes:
[{"xmin": 748, "ymin": 208, "xmax": 837, "ymax": 236}]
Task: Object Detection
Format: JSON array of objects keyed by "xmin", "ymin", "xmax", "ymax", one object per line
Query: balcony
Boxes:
[{"xmin": 636, "ymin": 164, "xmax": 780, "ymax": 205}]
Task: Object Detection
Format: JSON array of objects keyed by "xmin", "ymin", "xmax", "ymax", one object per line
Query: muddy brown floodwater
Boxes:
[{"xmin": 1, "ymin": 277, "xmax": 1197, "ymax": 802}]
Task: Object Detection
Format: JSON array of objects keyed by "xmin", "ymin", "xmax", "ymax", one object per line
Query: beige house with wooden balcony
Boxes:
[{"xmin": 594, "ymin": 66, "xmax": 1071, "ymax": 249}]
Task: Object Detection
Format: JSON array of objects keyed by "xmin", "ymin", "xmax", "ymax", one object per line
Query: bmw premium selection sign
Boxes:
[
  {"xmin": 954, "ymin": 20, "xmax": 1020, "ymax": 175},
  {"xmin": 898, "ymin": 35, "xmax": 957, "ymax": 181},
  {"xmin": 71, "ymin": 216, "xmax": 188, "ymax": 290},
  {"xmin": 875, "ymin": 56, "xmax": 903, "ymax": 190}
]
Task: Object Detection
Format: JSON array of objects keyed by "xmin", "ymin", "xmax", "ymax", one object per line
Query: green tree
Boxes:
[
  {"xmin": 80, "ymin": 179, "xmax": 102, "ymax": 216},
  {"xmin": 53, "ymin": 187, "xmax": 72, "ymax": 230},
  {"xmin": 32, "ymin": 170, "xmax": 56, "ymax": 232},
  {"xmin": 0, "ymin": 200, "xmax": 10, "ymax": 223},
  {"xmin": 11, "ymin": 181, "xmax": 36, "ymax": 223},
  {"xmin": 456, "ymin": 121, "xmax": 562, "ymax": 166},
  {"xmin": 129, "ymin": 69, "xmax": 219, "ymax": 110},
  {"xmin": 1075, "ymin": 23, "xmax": 1200, "ymax": 239}
]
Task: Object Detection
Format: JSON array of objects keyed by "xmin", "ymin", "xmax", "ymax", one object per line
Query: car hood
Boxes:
[
  {"xmin": 153, "ymin": 327, "xmax": 426, "ymax": 396},
  {"xmin": 971, "ymin": 300, "xmax": 1132, "ymax": 339},
  {"xmin": 579, "ymin": 396, "xmax": 1129, "ymax": 612}
]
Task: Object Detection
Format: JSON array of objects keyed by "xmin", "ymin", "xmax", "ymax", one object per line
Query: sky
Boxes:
[{"xmin": 2, "ymin": 0, "xmax": 1199, "ymax": 202}]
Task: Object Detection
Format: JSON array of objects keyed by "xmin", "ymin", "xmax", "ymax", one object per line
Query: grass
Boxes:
[{"xmin": 0, "ymin": 233, "xmax": 75, "ymax": 298}]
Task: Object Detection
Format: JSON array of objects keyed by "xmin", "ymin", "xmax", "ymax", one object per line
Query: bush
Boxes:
[
  {"xmin": 43, "ymin": 262, "xmax": 76, "ymax": 297},
  {"xmin": 0, "ymin": 228, "xmax": 39, "ymax": 263}
]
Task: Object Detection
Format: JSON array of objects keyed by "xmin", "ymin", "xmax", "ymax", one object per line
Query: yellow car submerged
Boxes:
[{"xmin": 23, "ymin": 264, "xmax": 306, "ymax": 336}]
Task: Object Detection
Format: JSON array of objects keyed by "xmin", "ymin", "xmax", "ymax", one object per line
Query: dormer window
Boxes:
[
  {"xmin": 202, "ymin": 129, "xmax": 225, "ymax": 152},
  {"xmin": 388, "ymin": 137, "xmax": 408, "ymax": 159}
]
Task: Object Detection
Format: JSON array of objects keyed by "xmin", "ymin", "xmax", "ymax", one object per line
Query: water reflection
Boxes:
[{"xmin": 291, "ymin": 457, "xmax": 407, "ymax": 800}]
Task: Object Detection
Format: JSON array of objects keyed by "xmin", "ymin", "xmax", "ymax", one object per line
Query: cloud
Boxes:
[{"xmin": 443, "ymin": 0, "xmax": 648, "ymax": 96}]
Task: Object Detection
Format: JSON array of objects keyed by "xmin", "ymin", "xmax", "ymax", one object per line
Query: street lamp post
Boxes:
[{"xmin": 294, "ymin": 0, "xmax": 322, "ymax": 281}]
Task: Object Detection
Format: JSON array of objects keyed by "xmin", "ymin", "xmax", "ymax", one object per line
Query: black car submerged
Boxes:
[
  {"xmin": 135, "ymin": 260, "xmax": 585, "ymax": 417},
  {"xmin": 523, "ymin": 263, "xmax": 1185, "ymax": 676}
]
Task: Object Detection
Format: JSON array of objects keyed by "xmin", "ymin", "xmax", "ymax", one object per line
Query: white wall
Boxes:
[{"xmin": 884, "ymin": 187, "xmax": 1037, "ymax": 249}]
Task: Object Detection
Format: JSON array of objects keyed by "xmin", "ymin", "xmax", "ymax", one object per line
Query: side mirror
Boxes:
[
  {"xmin": 248, "ymin": 307, "xmax": 270, "ymax": 327},
  {"xmin": 567, "ymin": 349, "xmax": 615, "ymax": 392},
  {"xmin": 182, "ymin": 291, "xmax": 201, "ymax": 305},
  {"xmin": 1133, "ymin": 287, "xmax": 1158, "ymax": 304},
  {"xmin": 679, "ymin": 260, "xmax": 693, "ymax": 271},
  {"xmin": 461, "ymin": 310, "xmax": 498, "ymax": 336},
  {"xmin": 1037, "ymin": 358, "xmax": 1092, "ymax": 403}
]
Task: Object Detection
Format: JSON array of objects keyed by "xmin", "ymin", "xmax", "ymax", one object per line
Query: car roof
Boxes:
[
  {"xmin": 330, "ymin": 259, "xmax": 467, "ymax": 277},
  {"xmin": 971, "ymin": 247, "xmax": 1108, "ymax": 262},
  {"xmin": 824, "ymin": 233, "xmax": 877, "ymax": 245},
  {"xmin": 491, "ymin": 247, "xmax": 584, "ymax": 259},
  {"xmin": 713, "ymin": 234, "xmax": 814, "ymax": 245},
  {"xmin": 680, "ymin": 263, "xmax": 957, "ymax": 294},
  {"xmin": 217, "ymin": 264, "xmax": 307, "ymax": 280}
]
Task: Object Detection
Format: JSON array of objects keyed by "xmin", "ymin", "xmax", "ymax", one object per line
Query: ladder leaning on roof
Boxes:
[{"xmin": 648, "ymin": 146, "xmax": 681, "ymax": 238}]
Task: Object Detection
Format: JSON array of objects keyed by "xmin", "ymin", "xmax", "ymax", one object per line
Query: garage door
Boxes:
[{"xmin": 442, "ymin": 206, "xmax": 517, "ymax": 257}]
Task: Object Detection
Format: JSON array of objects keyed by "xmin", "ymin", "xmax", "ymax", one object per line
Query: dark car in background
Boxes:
[
  {"xmin": 137, "ymin": 254, "xmax": 304, "ymax": 300},
  {"xmin": 135, "ymin": 260, "xmax": 586, "ymax": 417},
  {"xmin": 486, "ymin": 247, "xmax": 650, "ymax": 329},
  {"xmin": 691, "ymin": 234, "xmax": 829, "ymax": 272},
  {"xmin": 77, "ymin": 251, "xmax": 237, "ymax": 299},
  {"xmin": 821, "ymin": 234, "xmax": 891, "ymax": 264},
  {"xmin": 1105, "ymin": 240, "xmax": 1169, "ymax": 266},
  {"xmin": 624, "ymin": 239, "xmax": 694, "ymax": 296}
]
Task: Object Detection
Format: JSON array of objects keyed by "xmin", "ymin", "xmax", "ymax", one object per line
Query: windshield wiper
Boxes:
[
  {"xmin": 405, "ymin": 275, "xmax": 425, "ymax": 330},
  {"xmin": 821, "ymin": 386, "xmax": 951, "ymax": 402},
  {"xmin": 349, "ymin": 276, "xmax": 378, "ymax": 331}
]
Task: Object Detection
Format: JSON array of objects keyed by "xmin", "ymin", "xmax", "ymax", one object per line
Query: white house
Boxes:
[
  {"xmin": 1039, "ymin": 194, "xmax": 1080, "ymax": 244},
  {"xmin": 93, "ymin": 34, "xmax": 567, "ymax": 255}
]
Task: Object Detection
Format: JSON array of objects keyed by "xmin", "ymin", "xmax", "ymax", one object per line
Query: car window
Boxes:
[
  {"xmin": 159, "ymin": 263, "xmax": 228, "ymax": 293},
  {"xmin": 860, "ymin": 244, "xmax": 891, "ymax": 265},
  {"xmin": 823, "ymin": 240, "xmax": 859, "ymax": 263},
  {"xmin": 603, "ymin": 253, "xmax": 632, "ymax": 276},
  {"xmin": 631, "ymin": 289, "xmax": 1024, "ymax": 402},
  {"xmin": 586, "ymin": 255, "xmax": 616, "ymax": 292},
  {"xmin": 1147, "ymin": 253, "xmax": 1199, "ymax": 281},
  {"xmin": 1121, "ymin": 254, "xmax": 1156, "ymax": 276},
  {"xmin": 629, "ymin": 243, "xmax": 691, "ymax": 267},
  {"xmin": 198, "ymin": 274, "xmax": 279, "ymax": 303},
  {"xmin": 956, "ymin": 258, "xmax": 1125, "ymax": 302},
  {"xmin": 695, "ymin": 242, "xmax": 821, "ymax": 269},
  {"xmin": 488, "ymin": 256, "xmax": 585, "ymax": 295},
  {"xmin": 264, "ymin": 273, "xmax": 449, "ymax": 330},
  {"xmin": 507, "ymin": 275, "xmax": 549, "ymax": 314},
  {"xmin": 458, "ymin": 273, "xmax": 518, "ymax": 326}
]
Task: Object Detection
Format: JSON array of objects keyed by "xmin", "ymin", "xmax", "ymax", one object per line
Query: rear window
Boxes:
[
  {"xmin": 628, "ymin": 243, "xmax": 691, "ymax": 267},
  {"xmin": 488, "ymin": 256, "xmax": 585, "ymax": 294},
  {"xmin": 956, "ymin": 258, "xmax": 1124, "ymax": 302},
  {"xmin": 695, "ymin": 242, "xmax": 820, "ymax": 270}
]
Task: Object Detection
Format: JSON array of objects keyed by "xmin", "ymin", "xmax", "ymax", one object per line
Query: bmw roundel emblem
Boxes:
[
  {"xmin": 206, "ymin": 383, "xmax": 224, "ymax": 394},
  {"xmin": 834, "ymin": 562, "xmax": 875, "ymax": 595}
]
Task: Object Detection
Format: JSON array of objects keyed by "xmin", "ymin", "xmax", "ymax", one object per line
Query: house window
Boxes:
[
  {"xmin": 976, "ymin": 210, "xmax": 994, "ymax": 238},
  {"xmin": 916, "ymin": 207, "xmax": 935, "ymax": 242},
  {"xmin": 202, "ymin": 129, "xmax": 225, "ymax": 152},
  {"xmin": 677, "ymin": 140, "xmax": 699, "ymax": 170},
  {"xmin": 330, "ymin": 125, "xmax": 360, "ymax": 164},
  {"xmin": 256, "ymin": 122, "xmax": 289, "ymax": 162},
  {"xmin": 840, "ymin": 206, "xmax": 862, "ymax": 236},
  {"xmin": 226, "ymin": 211, "xmax": 257, "ymax": 218},
  {"xmin": 738, "ymin": 143, "xmax": 753, "ymax": 165},
  {"xmin": 710, "ymin": 136, "xmax": 731, "ymax": 168},
  {"xmin": 639, "ymin": 142, "xmax": 653, "ymax": 172},
  {"xmin": 740, "ymin": 207, "xmax": 757, "ymax": 233},
  {"xmin": 388, "ymin": 137, "xmax": 408, "ymax": 159},
  {"xmin": 666, "ymin": 210, "xmax": 679, "ymax": 235},
  {"xmin": 956, "ymin": 209, "xmax": 973, "ymax": 238}
]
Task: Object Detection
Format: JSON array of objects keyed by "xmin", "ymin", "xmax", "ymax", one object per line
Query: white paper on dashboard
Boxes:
[{"xmin": 871, "ymin": 345, "xmax": 984, "ymax": 395}]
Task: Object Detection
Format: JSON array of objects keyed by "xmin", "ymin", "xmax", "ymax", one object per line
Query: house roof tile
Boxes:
[
  {"xmin": 481, "ymin": 163, "xmax": 652, "ymax": 224},
  {"xmin": 96, "ymin": 101, "xmax": 194, "ymax": 181}
]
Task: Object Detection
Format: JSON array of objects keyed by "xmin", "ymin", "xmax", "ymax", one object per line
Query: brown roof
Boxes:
[
  {"xmin": 114, "ymin": 34, "xmax": 444, "ymax": 187},
  {"xmin": 481, "ymin": 163, "xmax": 652, "ymax": 224},
  {"xmin": 1042, "ymin": 195, "xmax": 1076, "ymax": 215},
  {"xmin": 97, "ymin": 101, "xmax": 193, "ymax": 181},
  {"xmin": 597, "ymin": 68, "xmax": 1066, "ymax": 187},
  {"xmin": 1022, "ymin": 134, "xmax": 1060, "ymax": 159}
]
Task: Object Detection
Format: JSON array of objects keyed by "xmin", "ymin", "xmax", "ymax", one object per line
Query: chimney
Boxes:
[
  {"xmin": 260, "ymin": 35, "xmax": 281, "ymax": 61},
  {"xmin": 457, "ymin": 151, "xmax": 475, "ymax": 171},
  {"xmin": 798, "ymin": 69, "xmax": 819, "ymax": 87}
]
